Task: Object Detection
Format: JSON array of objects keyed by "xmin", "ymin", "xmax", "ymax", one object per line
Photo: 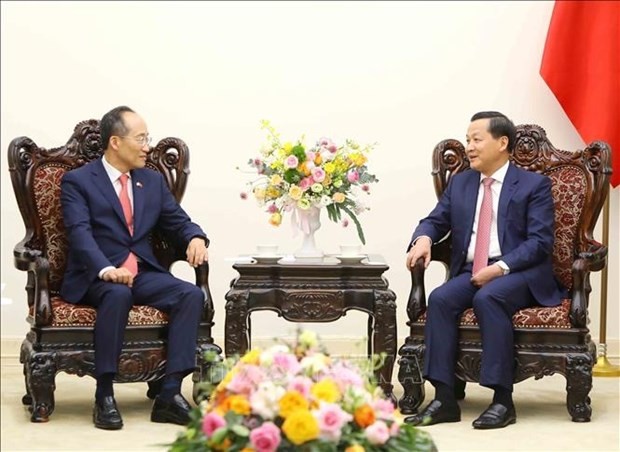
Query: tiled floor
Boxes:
[{"xmin": 1, "ymin": 357, "xmax": 619, "ymax": 451}]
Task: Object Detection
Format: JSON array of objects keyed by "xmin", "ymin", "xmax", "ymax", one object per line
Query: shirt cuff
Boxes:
[
  {"xmin": 496, "ymin": 260, "xmax": 510, "ymax": 275},
  {"xmin": 98, "ymin": 266, "xmax": 116, "ymax": 279}
]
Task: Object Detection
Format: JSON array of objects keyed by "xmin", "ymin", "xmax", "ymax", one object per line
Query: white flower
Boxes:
[
  {"xmin": 250, "ymin": 381, "xmax": 285, "ymax": 420},
  {"xmin": 300, "ymin": 353, "xmax": 328, "ymax": 374},
  {"xmin": 319, "ymin": 195, "xmax": 332, "ymax": 207}
]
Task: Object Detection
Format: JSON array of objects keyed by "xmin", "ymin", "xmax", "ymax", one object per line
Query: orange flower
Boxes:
[
  {"xmin": 345, "ymin": 446, "xmax": 366, "ymax": 452},
  {"xmin": 210, "ymin": 437, "xmax": 232, "ymax": 451},
  {"xmin": 354, "ymin": 404, "xmax": 375, "ymax": 428}
]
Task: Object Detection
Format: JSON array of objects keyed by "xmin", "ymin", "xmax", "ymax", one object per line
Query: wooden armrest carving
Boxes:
[
  {"xmin": 407, "ymin": 238, "xmax": 452, "ymax": 322},
  {"xmin": 570, "ymin": 241, "xmax": 607, "ymax": 328}
]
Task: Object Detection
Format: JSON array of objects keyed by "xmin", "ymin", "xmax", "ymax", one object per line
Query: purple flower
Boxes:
[{"xmin": 240, "ymin": 192, "xmax": 248, "ymax": 200}]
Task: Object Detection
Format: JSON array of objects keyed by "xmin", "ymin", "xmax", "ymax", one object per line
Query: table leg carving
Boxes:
[
  {"xmin": 224, "ymin": 289, "xmax": 250, "ymax": 358},
  {"xmin": 373, "ymin": 288, "xmax": 397, "ymax": 403}
]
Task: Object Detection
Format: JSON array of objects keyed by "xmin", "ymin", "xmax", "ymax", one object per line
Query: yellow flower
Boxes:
[
  {"xmin": 253, "ymin": 187, "xmax": 266, "ymax": 201},
  {"xmin": 311, "ymin": 378, "xmax": 341, "ymax": 403},
  {"xmin": 297, "ymin": 198, "xmax": 311, "ymax": 210},
  {"xmin": 349, "ymin": 152, "xmax": 367, "ymax": 167},
  {"xmin": 241, "ymin": 448, "xmax": 255, "ymax": 452},
  {"xmin": 265, "ymin": 186, "xmax": 280, "ymax": 199},
  {"xmin": 332, "ymin": 192, "xmax": 346, "ymax": 203},
  {"xmin": 324, "ymin": 162, "xmax": 336, "ymax": 174},
  {"xmin": 228, "ymin": 394, "xmax": 251, "ymax": 415},
  {"xmin": 283, "ymin": 142, "xmax": 293, "ymax": 153},
  {"xmin": 322, "ymin": 174, "xmax": 332, "ymax": 186},
  {"xmin": 345, "ymin": 445, "xmax": 366, "ymax": 452},
  {"xmin": 269, "ymin": 212, "xmax": 282, "ymax": 226},
  {"xmin": 299, "ymin": 330, "xmax": 318, "ymax": 348},
  {"xmin": 240, "ymin": 349, "xmax": 262, "ymax": 365},
  {"xmin": 282, "ymin": 410, "xmax": 320, "ymax": 445},
  {"xmin": 278, "ymin": 390, "xmax": 309, "ymax": 418},
  {"xmin": 289, "ymin": 185, "xmax": 303, "ymax": 200},
  {"xmin": 270, "ymin": 174, "xmax": 283, "ymax": 185}
]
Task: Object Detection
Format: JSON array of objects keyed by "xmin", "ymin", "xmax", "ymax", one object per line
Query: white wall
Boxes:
[{"xmin": 1, "ymin": 1, "xmax": 618, "ymax": 353}]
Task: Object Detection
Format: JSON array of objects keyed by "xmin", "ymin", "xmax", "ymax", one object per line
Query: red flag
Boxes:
[{"xmin": 540, "ymin": 1, "xmax": 620, "ymax": 187}]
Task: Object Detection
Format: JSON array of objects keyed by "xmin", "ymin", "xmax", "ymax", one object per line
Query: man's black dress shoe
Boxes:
[
  {"xmin": 404, "ymin": 399, "xmax": 461, "ymax": 426},
  {"xmin": 151, "ymin": 394, "xmax": 192, "ymax": 425},
  {"xmin": 93, "ymin": 396, "xmax": 123, "ymax": 430},
  {"xmin": 472, "ymin": 403, "xmax": 517, "ymax": 429}
]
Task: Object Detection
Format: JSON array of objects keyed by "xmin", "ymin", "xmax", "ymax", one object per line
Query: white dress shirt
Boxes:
[{"xmin": 466, "ymin": 160, "xmax": 510, "ymax": 264}]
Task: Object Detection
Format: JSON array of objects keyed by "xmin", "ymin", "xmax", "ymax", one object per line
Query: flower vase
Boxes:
[{"xmin": 294, "ymin": 206, "xmax": 324, "ymax": 260}]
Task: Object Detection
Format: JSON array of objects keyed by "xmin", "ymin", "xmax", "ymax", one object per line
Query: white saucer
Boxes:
[
  {"xmin": 335, "ymin": 254, "xmax": 366, "ymax": 264},
  {"xmin": 251, "ymin": 255, "xmax": 283, "ymax": 264}
]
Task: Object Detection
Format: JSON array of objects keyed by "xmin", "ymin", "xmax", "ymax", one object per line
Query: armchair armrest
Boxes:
[
  {"xmin": 570, "ymin": 239, "xmax": 607, "ymax": 328},
  {"xmin": 153, "ymin": 236, "xmax": 214, "ymax": 323},
  {"xmin": 13, "ymin": 241, "xmax": 52, "ymax": 327},
  {"xmin": 406, "ymin": 237, "xmax": 451, "ymax": 323}
]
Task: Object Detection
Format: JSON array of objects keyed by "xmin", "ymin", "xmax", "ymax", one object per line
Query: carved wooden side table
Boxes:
[{"xmin": 224, "ymin": 256, "xmax": 397, "ymax": 400}]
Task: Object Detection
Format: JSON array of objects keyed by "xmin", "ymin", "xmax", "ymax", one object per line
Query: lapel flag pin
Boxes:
[{"xmin": 136, "ymin": 182, "xmax": 143, "ymax": 188}]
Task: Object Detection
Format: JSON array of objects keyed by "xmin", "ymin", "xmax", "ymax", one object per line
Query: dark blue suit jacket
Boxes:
[
  {"xmin": 60, "ymin": 158, "xmax": 206, "ymax": 303},
  {"xmin": 411, "ymin": 163, "xmax": 563, "ymax": 307}
]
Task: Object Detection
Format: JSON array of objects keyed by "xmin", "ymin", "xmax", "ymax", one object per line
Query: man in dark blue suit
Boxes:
[
  {"xmin": 404, "ymin": 111, "xmax": 563, "ymax": 429},
  {"xmin": 61, "ymin": 106, "xmax": 209, "ymax": 430}
]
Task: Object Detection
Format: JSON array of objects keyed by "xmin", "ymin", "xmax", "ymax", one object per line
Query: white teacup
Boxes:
[
  {"xmin": 256, "ymin": 244, "xmax": 278, "ymax": 256},
  {"xmin": 340, "ymin": 244, "xmax": 362, "ymax": 257}
]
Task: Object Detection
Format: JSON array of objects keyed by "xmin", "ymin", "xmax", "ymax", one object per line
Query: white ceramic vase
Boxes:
[{"xmin": 294, "ymin": 206, "xmax": 324, "ymax": 259}]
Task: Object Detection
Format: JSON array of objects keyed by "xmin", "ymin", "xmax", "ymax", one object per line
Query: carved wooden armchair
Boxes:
[
  {"xmin": 8, "ymin": 119, "xmax": 222, "ymax": 422},
  {"xmin": 397, "ymin": 124, "xmax": 610, "ymax": 422}
]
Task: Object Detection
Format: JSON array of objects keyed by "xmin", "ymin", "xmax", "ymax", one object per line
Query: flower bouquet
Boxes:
[
  {"xmin": 169, "ymin": 329, "xmax": 435, "ymax": 451},
  {"xmin": 240, "ymin": 121, "xmax": 379, "ymax": 244}
]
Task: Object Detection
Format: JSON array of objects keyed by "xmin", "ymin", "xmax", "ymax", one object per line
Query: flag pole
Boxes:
[{"xmin": 593, "ymin": 194, "xmax": 620, "ymax": 377}]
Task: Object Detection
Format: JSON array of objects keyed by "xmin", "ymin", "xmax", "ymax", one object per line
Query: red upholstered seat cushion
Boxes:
[
  {"xmin": 29, "ymin": 297, "xmax": 169, "ymax": 327},
  {"xmin": 416, "ymin": 298, "xmax": 572, "ymax": 329}
]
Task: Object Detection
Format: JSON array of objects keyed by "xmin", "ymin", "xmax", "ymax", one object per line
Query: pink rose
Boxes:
[
  {"xmin": 299, "ymin": 177, "xmax": 313, "ymax": 191},
  {"xmin": 273, "ymin": 352, "xmax": 302, "ymax": 375},
  {"xmin": 311, "ymin": 167, "xmax": 326, "ymax": 183},
  {"xmin": 285, "ymin": 155, "xmax": 299, "ymax": 169},
  {"xmin": 250, "ymin": 421, "xmax": 281, "ymax": 452},
  {"xmin": 365, "ymin": 420, "xmax": 390, "ymax": 445},
  {"xmin": 287, "ymin": 376, "xmax": 313, "ymax": 398},
  {"xmin": 347, "ymin": 170, "xmax": 359, "ymax": 183},
  {"xmin": 202, "ymin": 412, "xmax": 226, "ymax": 437},
  {"xmin": 267, "ymin": 203, "xmax": 278, "ymax": 213},
  {"xmin": 227, "ymin": 364, "xmax": 265, "ymax": 395},
  {"xmin": 314, "ymin": 403, "xmax": 353, "ymax": 441},
  {"xmin": 372, "ymin": 398, "xmax": 395, "ymax": 420}
]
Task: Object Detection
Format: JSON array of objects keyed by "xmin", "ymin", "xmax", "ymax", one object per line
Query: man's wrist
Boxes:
[{"xmin": 496, "ymin": 260, "xmax": 510, "ymax": 275}]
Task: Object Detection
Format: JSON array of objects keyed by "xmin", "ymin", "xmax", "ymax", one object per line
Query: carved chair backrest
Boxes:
[
  {"xmin": 8, "ymin": 119, "xmax": 190, "ymax": 299},
  {"xmin": 432, "ymin": 124, "xmax": 610, "ymax": 294}
]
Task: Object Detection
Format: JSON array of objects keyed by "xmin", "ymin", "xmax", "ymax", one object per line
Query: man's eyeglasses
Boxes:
[{"xmin": 118, "ymin": 134, "xmax": 152, "ymax": 147}]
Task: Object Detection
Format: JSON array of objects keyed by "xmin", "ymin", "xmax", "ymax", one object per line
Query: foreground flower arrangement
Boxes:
[
  {"xmin": 240, "ymin": 121, "xmax": 379, "ymax": 244},
  {"xmin": 169, "ymin": 330, "xmax": 435, "ymax": 451}
]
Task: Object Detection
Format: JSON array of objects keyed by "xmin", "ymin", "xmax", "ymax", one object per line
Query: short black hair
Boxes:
[
  {"xmin": 100, "ymin": 106, "xmax": 134, "ymax": 150},
  {"xmin": 470, "ymin": 111, "xmax": 516, "ymax": 153}
]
